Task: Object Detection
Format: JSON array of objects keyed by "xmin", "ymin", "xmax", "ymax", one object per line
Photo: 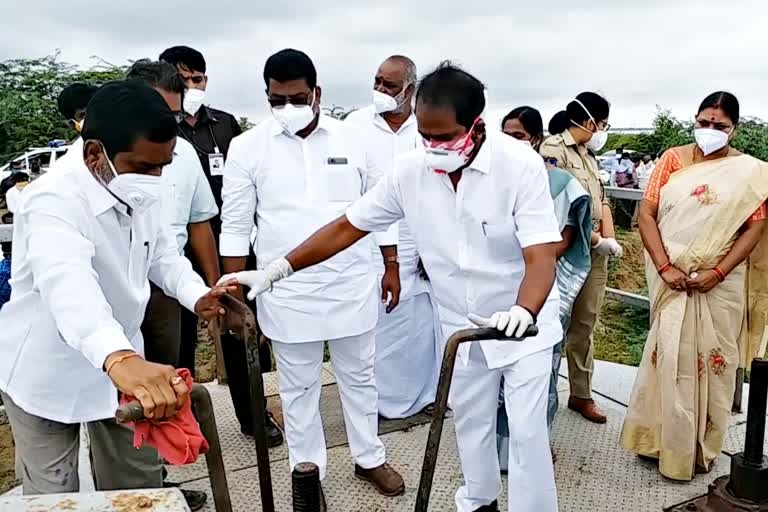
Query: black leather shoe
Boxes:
[
  {"xmin": 163, "ymin": 482, "xmax": 207, "ymax": 511},
  {"xmin": 474, "ymin": 501, "xmax": 499, "ymax": 512},
  {"xmin": 240, "ymin": 413, "xmax": 284, "ymax": 448}
]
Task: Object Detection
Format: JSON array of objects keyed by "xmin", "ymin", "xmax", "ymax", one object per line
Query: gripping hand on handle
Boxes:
[
  {"xmin": 217, "ymin": 257, "xmax": 294, "ymax": 301},
  {"xmin": 468, "ymin": 305, "xmax": 535, "ymax": 338}
]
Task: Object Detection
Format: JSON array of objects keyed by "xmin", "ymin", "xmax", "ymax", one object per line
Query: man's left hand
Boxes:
[
  {"xmin": 195, "ymin": 280, "xmax": 239, "ymax": 321},
  {"xmin": 381, "ymin": 265, "xmax": 401, "ymax": 314}
]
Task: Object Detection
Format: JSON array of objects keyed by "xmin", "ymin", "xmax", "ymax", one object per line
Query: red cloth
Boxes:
[{"xmin": 119, "ymin": 368, "xmax": 209, "ymax": 465}]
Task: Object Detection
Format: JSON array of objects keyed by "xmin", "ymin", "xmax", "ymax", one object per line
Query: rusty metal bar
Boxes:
[
  {"xmin": 116, "ymin": 384, "xmax": 232, "ymax": 512},
  {"xmin": 414, "ymin": 325, "xmax": 539, "ymax": 512},
  {"xmin": 218, "ymin": 293, "xmax": 275, "ymax": 512}
]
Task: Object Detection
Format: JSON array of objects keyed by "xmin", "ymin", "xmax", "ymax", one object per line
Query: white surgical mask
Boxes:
[
  {"xmin": 183, "ymin": 88, "xmax": 206, "ymax": 116},
  {"xmin": 694, "ymin": 128, "xmax": 730, "ymax": 156},
  {"xmin": 99, "ymin": 145, "xmax": 162, "ymax": 214},
  {"xmin": 572, "ymin": 97, "xmax": 609, "ymax": 152},
  {"xmin": 373, "ymin": 90, "xmax": 398, "ymax": 114},
  {"xmin": 271, "ymin": 94, "xmax": 317, "ymax": 135}
]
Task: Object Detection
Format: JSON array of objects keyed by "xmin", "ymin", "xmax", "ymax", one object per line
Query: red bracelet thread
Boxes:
[
  {"xmin": 712, "ymin": 267, "xmax": 726, "ymax": 282},
  {"xmin": 657, "ymin": 262, "xmax": 671, "ymax": 275}
]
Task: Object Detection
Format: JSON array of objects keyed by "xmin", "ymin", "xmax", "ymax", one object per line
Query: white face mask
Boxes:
[
  {"xmin": 271, "ymin": 93, "xmax": 317, "ymax": 135},
  {"xmin": 694, "ymin": 128, "xmax": 731, "ymax": 156},
  {"xmin": 373, "ymin": 90, "xmax": 398, "ymax": 114},
  {"xmin": 99, "ymin": 146, "xmax": 162, "ymax": 214},
  {"xmin": 183, "ymin": 88, "xmax": 206, "ymax": 116},
  {"xmin": 572, "ymin": 98, "xmax": 609, "ymax": 152}
]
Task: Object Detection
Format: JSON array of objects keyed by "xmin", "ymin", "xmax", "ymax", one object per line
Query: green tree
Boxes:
[{"xmin": 0, "ymin": 53, "xmax": 125, "ymax": 163}]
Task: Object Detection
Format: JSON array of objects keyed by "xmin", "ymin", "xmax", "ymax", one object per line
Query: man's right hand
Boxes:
[
  {"xmin": 105, "ymin": 351, "xmax": 189, "ymax": 420},
  {"xmin": 218, "ymin": 270, "xmax": 271, "ymax": 300}
]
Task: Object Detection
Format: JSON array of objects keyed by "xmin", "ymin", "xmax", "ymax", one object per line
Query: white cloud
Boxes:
[{"xmin": 3, "ymin": 0, "xmax": 767, "ymax": 128}]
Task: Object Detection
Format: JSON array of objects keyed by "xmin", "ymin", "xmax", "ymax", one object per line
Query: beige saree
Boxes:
[{"xmin": 620, "ymin": 154, "xmax": 768, "ymax": 481}]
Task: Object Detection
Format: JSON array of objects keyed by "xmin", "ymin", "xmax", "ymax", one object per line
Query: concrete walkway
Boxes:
[{"xmin": 4, "ymin": 360, "xmax": 765, "ymax": 511}]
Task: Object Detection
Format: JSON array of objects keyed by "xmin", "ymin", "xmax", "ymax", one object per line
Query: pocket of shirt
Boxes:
[
  {"xmin": 315, "ymin": 163, "xmax": 361, "ymax": 203},
  {"xmin": 483, "ymin": 221, "xmax": 519, "ymax": 261}
]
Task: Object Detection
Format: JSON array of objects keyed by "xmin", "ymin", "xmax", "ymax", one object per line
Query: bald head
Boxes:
[{"xmin": 374, "ymin": 55, "xmax": 417, "ymax": 116}]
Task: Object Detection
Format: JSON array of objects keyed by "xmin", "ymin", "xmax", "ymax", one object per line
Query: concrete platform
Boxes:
[{"xmin": 5, "ymin": 361, "xmax": 765, "ymax": 511}]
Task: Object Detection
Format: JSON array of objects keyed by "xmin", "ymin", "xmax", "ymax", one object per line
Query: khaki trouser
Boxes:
[
  {"xmin": 1, "ymin": 392, "xmax": 162, "ymax": 494},
  {"xmin": 565, "ymin": 251, "xmax": 608, "ymax": 399}
]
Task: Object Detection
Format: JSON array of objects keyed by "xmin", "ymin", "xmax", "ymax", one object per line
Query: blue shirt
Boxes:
[{"xmin": 0, "ymin": 258, "xmax": 12, "ymax": 309}]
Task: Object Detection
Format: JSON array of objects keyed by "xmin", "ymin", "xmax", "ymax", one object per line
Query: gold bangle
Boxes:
[{"xmin": 106, "ymin": 352, "xmax": 142, "ymax": 376}]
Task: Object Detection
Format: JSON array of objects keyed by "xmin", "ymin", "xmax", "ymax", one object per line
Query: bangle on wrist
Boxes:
[
  {"xmin": 712, "ymin": 267, "xmax": 726, "ymax": 282},
  {"xmin": 105, "ymin": 352, "xmax": 142, "ymax": 376},
  {"xmin": 657, "ymin": 262, "xmax": 671, "ymax": 275}
]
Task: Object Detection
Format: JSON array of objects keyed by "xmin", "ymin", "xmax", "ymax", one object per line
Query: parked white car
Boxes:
[{"xmin": 0, "ymin": 142, "xmax": 70, "ymax": 181}]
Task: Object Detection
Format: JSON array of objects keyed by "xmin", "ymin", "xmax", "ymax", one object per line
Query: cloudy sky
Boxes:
[{"xmin": 4, "ymin": 0, "xmax": 768, "ymax": 129}]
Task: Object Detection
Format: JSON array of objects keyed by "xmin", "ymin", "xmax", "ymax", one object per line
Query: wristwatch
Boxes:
[{"xmin": 384, "ymin": 255, "xmax": 399, "ymax": 266}]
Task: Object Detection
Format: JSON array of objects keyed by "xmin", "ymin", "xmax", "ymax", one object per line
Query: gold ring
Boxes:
[{"xmin": 170, "ymin": 376, "xmax": 183, "ymax": 386}]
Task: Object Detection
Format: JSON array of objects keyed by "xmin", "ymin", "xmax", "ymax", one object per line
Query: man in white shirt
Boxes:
[
  {"xmin": 346, "ymin": 56, "xmax": 440, "ymax": 420},
  {"xmin": 222, "ymin": 63, "xmax": 561, "ymax": 512},
  {"xmin": 126, "ymin": 60, "xmax": 220, "ymax": 367},
  {"xmin": 219, "ymin": 49, "xmax": 404, "ymax": 497},
  {"xmin": 636, "ymin": 154, "xmax": 655, "ymax": 190},
  {"xmin": 0, "ymin": 80, "xmax": 234, "ymax": 496}
]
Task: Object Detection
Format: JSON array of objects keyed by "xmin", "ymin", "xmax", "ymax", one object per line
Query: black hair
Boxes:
[
  {"xmin": 57, "ymin": 83, "xmax": 99, "ymax": 119},
  {"xmin": 263, "ymin": 49, "xmax": 317, "ymax": 89},
  {"xmin": 698, "ymin": 91, "xmax": 740, "ymax": 124},
  {"xmin": 81, "ymin": 80, "xmax": 177, "ymax": 160},
  {"xmin": 416, "ymin": 61, "xmax": 485, "ymax": 130},
  {"xmin": 126, "ymin": 59, "xmax": 185, "ymax": 96},
  {"xmin": 622, "ymin": 152, "xmax": 631, "ymax": 159},
  {"xmin": 501, "ymin": 106, "xmax": 544, "ymax": 138},
  {"xmin": 548, "ymin": 91, "xmax": 610, "ymax": 135},
  {"xmin": 158, "ymin": 45, "xmax": 206, "ymax": 74}
]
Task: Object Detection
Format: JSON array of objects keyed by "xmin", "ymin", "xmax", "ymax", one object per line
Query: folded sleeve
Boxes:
[
  {"xmin": 22, "ymin": 196, "xmax": 134, "ymax": 369},
  {"xmin": 514, "ymin": 157, "xmax": 563, "ymax": 248},
  {"xmin": 346, "ymin": 170, "xmax": 405, "ymax": 234}
]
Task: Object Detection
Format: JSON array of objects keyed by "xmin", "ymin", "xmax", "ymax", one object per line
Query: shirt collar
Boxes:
[
  {"xmin": 372, "ymin": 109, "xmax": 416, "ymax": 135},
  {"xmin": 466, "ymin": 133, "xmax": 492, "ymax": 174},
  {"xmin": 270, "ymin": 113, "xmax": 332, "ymax": 138},
  {"xmin": 76, "ymin": 164, "xmax": 119, "ymax": 216},
  {"xmin": 195, "ymin": 105, "xmax": 218, "ymax": 125},
  {"xmin": 561, "ymin": 128, "xmax": 579, "ymax": 147}
]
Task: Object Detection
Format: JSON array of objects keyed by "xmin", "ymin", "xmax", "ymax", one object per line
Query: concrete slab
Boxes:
[
  {"xmin": 559, "ymin": 359, "xmax": 638, "ymax": 406},
  {"xmin": 258, "ymin": 362, "xmax": 336, "ymax": 398},
  {"xmin": 0, "ymin": 488, "xmax": 189, "ymax": 511}
]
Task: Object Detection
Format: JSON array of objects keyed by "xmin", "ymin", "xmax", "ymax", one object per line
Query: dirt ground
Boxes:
[{"xmin": 0, "ymin": 424, "xmax": 18, "ymax": 494}]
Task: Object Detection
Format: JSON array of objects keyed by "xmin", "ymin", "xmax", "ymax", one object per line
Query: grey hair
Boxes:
[{"xmin": 385, "ymin": 55, "xmax": 417, "ymax": 87}]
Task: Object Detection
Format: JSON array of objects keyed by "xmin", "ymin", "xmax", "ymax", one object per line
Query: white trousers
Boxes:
[
  {"xmin": 375, "ymin": 292, "xmax": 439, "ymax": 419},
  {"xmin": 272, "ymin": 330, "xmax": 385, "ymax": 480},
  {"xmin": 450, "ymin": 344, "xmax": 557, "ymax": 512}
]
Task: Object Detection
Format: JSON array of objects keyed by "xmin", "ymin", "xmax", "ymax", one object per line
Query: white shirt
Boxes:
[
  {"xmin": 0, "ymin": 163, "xmax": 210, "ymax": 423},
  {"xmin": 161, "ymin": 138, "xmax": 218, "ymax": 252},
  {"xmin": 220, "ymin": 114, "xmax": 397, "ymax": 343},
  {"xmin": 49, "ymin": 137, "xmax": 84, "ymax": 172},
  {"xmin": 345, "ymin": 106, "xmax": 423, "ymax": 298},
  {"xmin": 346, "ymin": 131, "xmax": 563, "ymax": 368},
  {"xmin": 5, "ymin": 184, "xmax": 23, "ymax": 214},
  {"xmin": 636, "ymin": 161, "xmax": 655, "ymax": 190}
]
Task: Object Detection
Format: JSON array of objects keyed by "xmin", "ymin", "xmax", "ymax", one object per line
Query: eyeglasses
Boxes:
[
  {"xmin": 267, "ymin": 95, "xmax": 313, "ymax": 108},
  {"xmin": 598, "ymin": 122, "xmax": 611, "ymax": 132},
  {"xmin": 544, "ymin": 157, "xmax": 558, "ymax": 166}
]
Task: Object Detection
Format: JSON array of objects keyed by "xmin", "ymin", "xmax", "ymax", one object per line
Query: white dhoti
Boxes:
[
  {"xmin": 272, "ymin": 330, "xmax": 386, "ymax": 480},
  {"xmin": 374, "ymin": 287, "xmax": 440, "ymax": 419},
  {"xmin": 450, "ymin": 344, "xmax": 557, "ymax": 512}
]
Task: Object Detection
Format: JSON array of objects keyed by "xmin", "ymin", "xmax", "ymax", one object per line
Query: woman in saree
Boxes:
[
  {"xmin": 620, "ymin": 91, "xmax": 768, "ymax": 481},
  {"xmin": 497, "ymin": 107, "xmax": 593, "ymax": 465}
]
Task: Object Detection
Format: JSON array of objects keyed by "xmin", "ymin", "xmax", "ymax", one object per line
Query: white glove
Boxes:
[
  {"xmin": 593, "ymin": 236, "xmax": 623, "ymax": 258},
  {"xmin": 468, "ymin": 305, "xmax": 535, "ymax": 338},
  {"xmin": 217, "ymin": 257, "xmax": 294, "ymax": 301}
]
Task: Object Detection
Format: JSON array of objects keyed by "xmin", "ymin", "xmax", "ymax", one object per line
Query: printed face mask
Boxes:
[{"xmin": 423, "ymin": 118, "xmax": 481, "ymax": 174}]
